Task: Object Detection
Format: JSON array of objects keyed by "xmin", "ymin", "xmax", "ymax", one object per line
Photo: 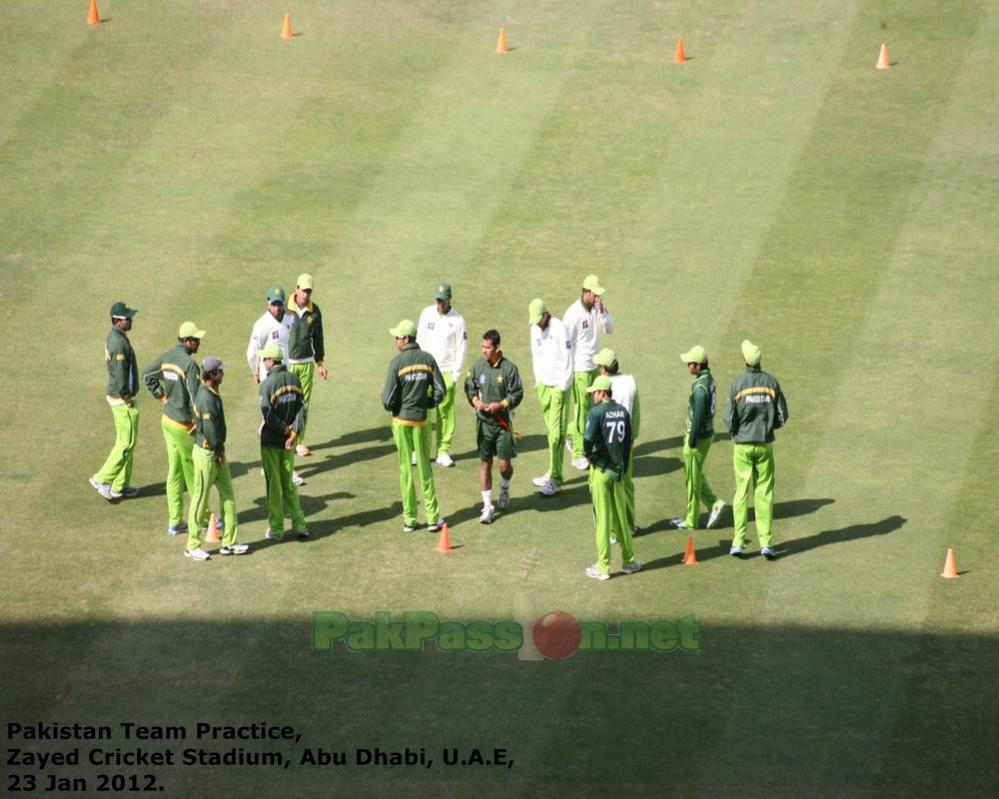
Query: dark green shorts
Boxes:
[{"xmin": 477, "ymin": 421, "xmax": 517, "ymax": 460}]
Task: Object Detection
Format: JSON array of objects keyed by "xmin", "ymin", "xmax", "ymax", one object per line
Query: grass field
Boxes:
[{"xmin": 2, "ymin": 1, "xmax": 998, "ymax": 796}]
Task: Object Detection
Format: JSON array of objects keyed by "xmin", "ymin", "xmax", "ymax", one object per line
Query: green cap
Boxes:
[
  {"xmin": 267, "ymin": 285, "xmax": 287, "ymax": 304},
  {"xmin": 256, "ymin": 343, "xmax": 283, "ymax": 361},
  {"xmin": 582, "ymin": 274, "xmax": 606, "ymax": 296},
  {"xmin": 389, "ymin": 319, "xmax": 417, "ymax": 338},
  {"xmin": 528, "ymin": 298, "xmax": 547, "ymax": 326},
  {"xmin": 178, "ymin": 321, "xmax": 206, "ymax": 339},
  {"xmin": 296, "ymin": 274, "xmax": 314, "ymax": 291},
  {"xmin": 741, "ymin": 339, "xmax": 762, "ymax": 366},
  {"xmin": 586, "ymin": 375, "xmax": 613, "ymax": 393},
  {"xmin": 594, "ymin": 348, "xmax": 617, "ymax": 367},
  {"xmin": 680, "ymin": 345, "xmax": 707, "ymax": 364},
  {"xmin": 435, "ymin": 281, "xmax": 452, "ymax": 301},
  {"xmin": 110, "ymin": 301, "xmax": 137, "ymax": 319}
]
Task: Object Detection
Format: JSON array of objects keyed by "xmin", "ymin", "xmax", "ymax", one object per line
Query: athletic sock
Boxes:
[{"xmin": 481, "ymin": 490, "xmax": 492, "ymax": 507}]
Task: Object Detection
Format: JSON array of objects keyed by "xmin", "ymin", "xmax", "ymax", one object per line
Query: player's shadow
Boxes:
[
  {"xmin": 633, "ymin": 455, "xmax": 682, "ymax": 478},
  {"xmin": 296, "ymin": 444, "xmax": 397, "ymax": 479},
  {"xmin": 307, "ymin": 426, "xmax": 392, "ymax": 454},
  {"xmin": 238, "ymin": 490, "xmax": 352, "ymax": 527},
  {"xmin": 303, "ymin": 501, "xmax": 404, "ymax": 540},
  {"xmin": 778, "ymin": 514, "xmax": 907, "ymax": 558},
  {"xmin": 632, "ymin": 436, "xmax": 684, "ymax": 456},
  {"xmin": 635, "ymin": 497, "xmax": 836, "ymax": 537}
]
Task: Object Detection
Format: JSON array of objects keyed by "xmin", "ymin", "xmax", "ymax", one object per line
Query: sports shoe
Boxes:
[
  {"xmin": 497, "ymin": 487, "xmax": 510, "ymax": 509},
  {"xmin": 585, "ymin": 565, "xmax": 609, "ymax": 582},
  {"xmin": 184, "ymin": 548, "xmax": 211, "ymax": 561},
  {"xmin": 435, "ymin": 452, "xmax": 454, "ymax": 468},
  {"xmin": 167, "ymin": 522, "xmax": 188, "ymax": 536},
  {"xmin": 121, "ymin": 486, "xmax": 140, "ymax": 498},
  {"xmin": 106, "ymin": 487, "xmax": 124, "ymax": 501},
  {"xmin": 292, "ymin": 528, "xmax": 311, "ymax": 539},
  {"xmin": 89, "ymin": 476, "xmax": 112, "ymax": 500},
  {"xmin": 292, "ymin": 471, "xmax": 305, "ymax": 487},
  {"xmin": 265, "ymin": 528, "xmax": 283, "ymax": 541},
  {"xmin": 296, "ymin": 444, "xmax": 311, "ymax": 457},
  {"xmin": 219, "ymin": 544, "xmax": 249, "ymax": 555},
  {"xmin": 216, "ymin": 516, "xmax": 224, "ymax": 530},
  {"xmin": 539, "ymin": 479, "xmax": 561, "ymax": 497},
  {"xmin": 572, "ymin": 457, "xmax": 590, "ymax": 471},
  {"xmin": 670, "ymin": 518, "xmax": 690, "ymax": 530},
  {"xmin": 706, "ymin": 500, "xmax": 726, "ymax": 529},
  {"xmin": 762, "ymin": 546, "xmax": 777, "ymax": 561},
  {"xmin": 402, "ymin": 523, "xmax": 417, "ymax": 533},
  {"xmin": 532, "ymin": 473, "xmax": 551, "ymax": 487},
  {"xmin": 479, "ymin": 505, "xmax": 496, "ymax": 525},
  {"xmin": 427, "ymin": 518, "xmax": 445, "ymax": 533},
  {"xmin": 621, "ymin": 561, "xmax": 642, "ymax": 575},
  {"xmin": 411, "ymin": 452, "xmax": 417, "ymax": 466},
  {"xmin": 610, "ymin": 536, "xmax": 618, "ymax": 545},
  {"xmin": 729, "ymin": 545, "xmax": 745, "ymax": 558}
]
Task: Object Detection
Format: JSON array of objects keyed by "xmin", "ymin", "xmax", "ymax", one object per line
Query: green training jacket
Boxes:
[
  {"xmin": 259, "ymin": 364, "xmax": 305, "ymax": 448},
  {"xmin": 381, "ymin": 342, "xmax": 445, "ymax": 424},
  {"xmin": 464, "ymin": 353, "xmax": 524, "ymax": 427},
  {"xmin": 723, "ymin": 366, "xmax": 788, "ymax": 444},
  {"xmin": 288, "ymin": 298, "xmax": 326, "ymax": 365},
  {"xmin": 143, "ymin": 342, "xmax": 201, "ymax": 426},
  {"xmin": 584, "ymin": 399, "xmax": 632, "ymax": 480},
  {"xmin": 193, "ymin": 382, "xmax": 227, "ymax": 454},
  {"xmin": 104, "ymin": 327, "xmax": 138, "ymax": 404},
  {"xmin": 685, "ymin": 369, "xmax": 716, "ymax": 447}
]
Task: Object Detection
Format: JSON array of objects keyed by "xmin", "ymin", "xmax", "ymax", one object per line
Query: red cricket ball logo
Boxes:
[{"xmin": 532, "ymin": 610, "xmax": 582, "ymax": 660}]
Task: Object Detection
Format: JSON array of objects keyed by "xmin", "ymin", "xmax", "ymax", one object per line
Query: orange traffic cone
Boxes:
[
  {"xmin": 205, "ymin": 513, "xmax": 220, "ymax": 544},
  {"xmin": 496, "ymin": 27, "xmax": 509, "ymax": 54},
  {"xmin": 673, "ymin": 36, "xmax": 687, "ymax": 64},
  {"xmin": 681, "ymin": 534, "xmax": 698, "ymax": 565},
  {"xmin": 435, "ymin": 523, "xmax": 452, "ymax": 554},
  {"xmin": 87, "ymin": 0, "xmax": 101, "ymax": 25},
  {"xmin": 940, "ymin": 548, "xmax": 958, "ymax": 579},
  {"xmin": 875, "ymin": 42, "xmax": 890, "ymax": 70},
  {"xmin": 281, "ymin": 13, "xmax": 294, "ymax": 40}
]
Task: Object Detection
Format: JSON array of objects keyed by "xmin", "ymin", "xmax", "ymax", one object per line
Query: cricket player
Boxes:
[
  {"xmin": 527, "ymin": 299, "xmax": 572, "ymax": 497},
  {"xmin": 184, "ymin": 357, "xmax": 247, "ymax": 561},
  {"xmin": 416, "ymin": 281, "xmax": 467, "ymax": 467},
  {"xmin": 143, "ymin": 321, "xmax": 206, "ymax": 535},
  {"xmin": 672, "ymin": 345, "xmax": 725, "ymax": 531},
  {"xmin": 723, "ymin": 340, "xmax": 789, "ymax": 560},
  {"xmin": 257, "ymin": 343, "xmax": 309, "ymax": 541},
  {"xmin": 287, "ymin": 273, "xmax": 327, "ymax": 458},
  {"xmin": 583, "ymin": 375, "xmax": 641, "ymax": 581},
  {"xmin": 594, "ymin": 348, "xmax": 640, "ymax": 536},
  {"xmin": 464, "ymin": 329, "xmax": 524, "ymax": 524},
  {"xmin": 563, "ymin": 274, "xmax": 615, "ymax": 470},
  {"xmin": 381, "ymin": 320, "xmax": 447, "ymax": 532},
  {"xmin": 90, "ymin": 301, "xmax": 141, "ymax": 501}
]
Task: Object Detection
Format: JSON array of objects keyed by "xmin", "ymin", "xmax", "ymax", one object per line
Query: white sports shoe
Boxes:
[
  {"xmin": 585, "ymin": 565, "xmax": 609, "ymax": 582},
  {"xmin": 497, "ymin": 487, "xmax": 510, "ymax": 509},
  {"xmin": 572, "ymin": 457, "xmax": 590, "ymax": 471},
  {"xmin": 184, "ymin": 548, "xmax": 211, "ymax": 561},
  {"xmin": 539, "ymin": 479, "xmax": 561, "ymax": 497},
  {"xmin": 479, "ymin": 505, "xmax": 496, "ymax": 524},
  {"xmin": 219, "ymin": 544, "xmax": 249, "ymax": 555},
  {"xmin": 532, "ymin": 473, "xmax": 551, "ymax": 487},
  {"xmin": 435, "ymin": 452, "xmax": 455, "ymax": 467},
  {"xmin": 621, "ymin": 561, "xmax": 642, "ymax": 575},
  {"xmin": 292, "ymin": 471, "xmax": 305, "ymax": 486},
  {"xmin": 706, "ymin": 500, "xmax": 726, "ymax": 529}
]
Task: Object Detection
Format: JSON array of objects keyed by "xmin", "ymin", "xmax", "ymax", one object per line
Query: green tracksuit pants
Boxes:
[
  {"xmin": 261, "ymin": 446, "xmax": 306, "ymax": 536},
  {"xmin": 732, "ymin": 442, "xmax": 775, "ymax": 548},
  {"xmin": 186, "ymin": 447, "xmax": 238, "ymax": 551},
  {"xmin": 392, "ymin": 420, "xmax": 440, "ymax": 525},
  {"xmin": 682, "ymin": 437, "xmax": 718, "ymax": 529},
  {"xmin": 590, "ymin": 467, "xmax": 637, "ymax": 575},
  {"xmin": 569, "ymin": 369, "xmax": 598, "ymax": 456},
  {"xmin": 162, "ymin": 417, "xmax": 197, "ymax": 526},
  {"xmin": 288, "ymin": 362, "xmax": 315, "ymax": 446},
  {"xmin": 537, "ymin": 384, "xmax": 568, "ymax": 484},
  {"xmin": 95, "ymin": 403, "xmax": 139, "ymax": 492},
  {"xmin": 432, "ymin": 373, "xmax": 457, "ymax": 456}
]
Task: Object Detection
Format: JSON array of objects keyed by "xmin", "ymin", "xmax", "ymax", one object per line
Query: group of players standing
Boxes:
[{"xmin": 90, "ymin": 272, "xmax": 789, "ymax": 576}]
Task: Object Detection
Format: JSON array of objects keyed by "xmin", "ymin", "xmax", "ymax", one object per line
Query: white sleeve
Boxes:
[
  {"xmin": 558, "ymin": 324, "xmax": 573, "ymax": 390},
  {"xmin": 598, "ymin": 308, "xmax": 615, "ymax": 335},
  {"xmin": 453, "ymin": 314, "xmax": 467, "ymax": 379},
  {"xmin": 247, "ymin": 318, "xmax": 263, "ymax": 376},
  {"xmin": 415, "ymin": 307, "xmax": 431, "ymax": 351},
  {"xmin": 530, "ymin": 327, "xmax": 542, "ymax": 386}
]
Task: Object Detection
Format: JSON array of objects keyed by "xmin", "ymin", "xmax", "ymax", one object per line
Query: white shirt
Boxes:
[
  {"xmin": 530, "ymin": 316, "xmax": 573, "ymax": 391},
  {"xmin": 416, "ymin": 305, "xmax": 467, "ymax": 379},
  {"xmin": 563, "ymin": 299, "xmax": 615, "ymax": 372},
  {"xmin": 610, "ymin": 373, "xmax": 638, "ymax": 416},
  {"xmin": 246, "ymin": 310, "xmax": 295, "ymax": 381}
]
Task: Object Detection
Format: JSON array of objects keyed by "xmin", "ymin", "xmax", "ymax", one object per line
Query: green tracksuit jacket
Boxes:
[
  {"xmin": 464, "ymin": 354, "xmax": 524, "ymax": 426},
  {"xmin": 105, "ymin": 327, "xmax": 139, "ymax": 403},
  {"xmin": 584, "ymin": 399, "xmax": 632, "ymax": 480},
  {"xmin": 288, "ymin": 299, "xmax": 326, "ymax": 366},
  {"xmin": 723, "ymin": 366, "xmax": 788, "ymax": 443},
  {"xmin": 259, "ymin": 364, "xmax": 305, "ymax": 448},
  {"xmin": 193, "ymin": 383, "xmax": 227, "ymax": 455},
  {"xmin": 381, "ymin": 343, "xmax": 446, "ymax": 423},
  {"xmin": 143, "ymin": 343, "xmax": 201, "ymax": 426},
  {"xmin": 685, "ymin": 369, "xmax": 716, "ymax": 447}
]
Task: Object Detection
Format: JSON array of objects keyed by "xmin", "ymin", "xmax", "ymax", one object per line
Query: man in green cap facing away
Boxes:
[
  {"xmin": 257, "ymin": 343, "xmax": 309, "ymax": 541},
  {"xmin": 723, "ymin": 340, "xmax": 789, "ymax": 560},
  {"xmin": 381, "ymin": 320, "xmax": 447, "ymax": 532},
  {"xmin": 91, "ymin": 301, "xmax": 141, "ymax": 501},
  {"xmin": 527, "ymin": 298, "xmax": 572, "ymax": 497},
  {"xmin": 583, "ymin": 375, "xmax": 641, "ymax": 581},
  {"xmin": 464, "ymin": 329, "xmax": 524, "ymax": 524},
  {"xmin": 594, "ymin": 348, "xmax": 640, "ymax": 537},
  {"xmin": 672, "ymin": 345, "xmax": 725, "ymax": 531},
  {"xmin": 287, "ymin": 273, "xmax": 327, "ymax": 459},
  {"xmin": 184, "ymin": 357, "xmax": 248, "ymax": 561},
  {"xmin": 143, "ymin": 320, "xmax": 207, "ymax": 535}
]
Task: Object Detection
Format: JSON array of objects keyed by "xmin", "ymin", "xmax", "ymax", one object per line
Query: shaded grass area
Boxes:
[{"xmin": 4, "ymin": 620, "xmax": 996, "ymax": 797}]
